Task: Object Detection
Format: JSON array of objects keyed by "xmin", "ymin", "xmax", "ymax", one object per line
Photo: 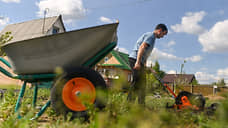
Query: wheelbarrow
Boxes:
[{"xmin": 0, "ymin": 22, "xmax": 119, "ymax": 119}]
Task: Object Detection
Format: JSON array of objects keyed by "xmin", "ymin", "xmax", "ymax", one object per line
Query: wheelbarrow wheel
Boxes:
[{"xmin": 51, "ymin": 67, "xmax": 107, "ymax": 118}]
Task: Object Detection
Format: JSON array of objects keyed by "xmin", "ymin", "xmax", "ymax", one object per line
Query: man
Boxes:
[{"xmin": 128, "ymin": 24, "xmax": 168, "ymax": 105}]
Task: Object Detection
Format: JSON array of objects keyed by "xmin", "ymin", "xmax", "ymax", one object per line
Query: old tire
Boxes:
[{"xmin": 51, "ymin": 67, "xmax": 107, "ymax": 118}]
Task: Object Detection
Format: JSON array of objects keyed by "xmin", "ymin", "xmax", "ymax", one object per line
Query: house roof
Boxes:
[
  {"xmin": 101, "ymin": 50, "xmax": 131, "ymax": 70},
  {"xmin": 162, "ymin": 74, "xmax": 195, "ymax": 84},
  {"xmin": 0, "ymin": 15, "xmax": 65, "ymax": 43}
]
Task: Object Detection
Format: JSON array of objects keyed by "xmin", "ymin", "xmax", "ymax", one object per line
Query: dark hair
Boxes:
[{"xmin": 155, "ymin": 24, "xmax": 168, "ymax": 33}]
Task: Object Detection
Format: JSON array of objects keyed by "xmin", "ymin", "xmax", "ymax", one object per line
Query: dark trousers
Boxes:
[{"xmin": 127, "ymin": 57, "xmax": 146, "ymax": 105}]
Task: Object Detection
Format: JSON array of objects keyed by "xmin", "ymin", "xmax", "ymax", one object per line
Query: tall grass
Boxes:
[{"xmin": 0, "ymin": 83, "xmax": 227, "ymax": 128}]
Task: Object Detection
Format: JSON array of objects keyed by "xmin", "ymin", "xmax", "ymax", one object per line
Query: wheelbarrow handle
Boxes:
[{"xmin": 0, "ymin": 57, "xmax": 12, "ymax": 68}]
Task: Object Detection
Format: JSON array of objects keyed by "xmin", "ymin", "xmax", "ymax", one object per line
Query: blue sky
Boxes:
[{"xmin": 1, "ymin": 0, "xmax": 228, "ymax": 84}]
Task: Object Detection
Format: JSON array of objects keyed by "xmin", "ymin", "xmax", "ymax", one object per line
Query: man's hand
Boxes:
[
  {"xmin": 134, "ymin": 42, "xmax": 149, "ymax": 70},
  {"xmin": 133, "ymin": 62, "xmax": 141, "ymax": 70}
]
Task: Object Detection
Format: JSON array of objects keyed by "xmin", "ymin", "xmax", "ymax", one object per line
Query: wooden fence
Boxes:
[{"xmin": 167, "ymin": 84, "xmax": 228, "ymax": 96}]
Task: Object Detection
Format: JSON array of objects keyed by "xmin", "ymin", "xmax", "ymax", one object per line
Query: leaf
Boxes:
[{"xmin": 0, "ymin": 31, "xmax": 13, "ymax": 56}]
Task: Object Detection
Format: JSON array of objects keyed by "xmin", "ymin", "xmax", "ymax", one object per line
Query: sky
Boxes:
[{"xmin": 0, "ymin": 0, "xmax": 228, "ymax": 84}]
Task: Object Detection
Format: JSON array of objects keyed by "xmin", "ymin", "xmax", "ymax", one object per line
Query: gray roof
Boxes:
[
  {"xmin": 0, "ymin": 15, "xmax": 64, "ymax": 43},
  {"xmin": 162, "ymin": 74, "xmax": 196, "ymax": 84}
]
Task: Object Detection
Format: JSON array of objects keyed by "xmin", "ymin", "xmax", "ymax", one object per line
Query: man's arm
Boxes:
[{"xmin": 134, "ymin": 42, "xmax": 149, "ymax": 70}]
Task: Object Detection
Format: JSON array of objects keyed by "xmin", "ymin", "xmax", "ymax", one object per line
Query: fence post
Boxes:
[
  {"xmin": 213, "ymin": 85, "xmax": 217, "ymax": 96},
  {"xmin": 191, "ymin": 84, "xmax": 193, "ymax": 93}
]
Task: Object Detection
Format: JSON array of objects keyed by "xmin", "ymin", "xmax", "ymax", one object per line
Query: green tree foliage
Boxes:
[
  {"xmin": 146, "ymin": 61, "xmax": 166, "ymax": 94},
  {"xmin": 0, "ymin": 32, "xmax": 13, "ymax": 56},
  {"xmin": 217, "ymin": 78, "xmax": 226, "ymax": 87},
  {"xmin": 191, "ymin": 78, "xmax": 199, "ymax": 85},
  {"xmin": 212, "ymin": 78, "xmax": 226, "ymax": 87},
  {"xmin": 152, "ymin": 60, "xmax": 166, "ymax": 79},
  {"xmin": 211, "ymin": 82, "xmax": 217, "ymax": 85}
]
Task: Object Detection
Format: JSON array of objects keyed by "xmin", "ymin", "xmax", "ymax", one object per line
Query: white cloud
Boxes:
[
  {"xmin": 198, "ymin": 19, "xmax": 228, "ymax": 53},
  {"xmin": 171, "ymin": 11, "xmax": 206, "ymax": 35},
  {"xmin": 167, "ymin": 40, "xmax": 176, "ymax": 47},
  {"xmin": 217, "ymin": 67, "xmax": 228, "ymax": 83},
  {"xmin": 99, "ymin": 16, "xmax": 115, "ymax": 23},
  {"xmin": 114, "ymin": 47, "xmax": 129, "ymax": 54},
  {"xmin": 195, "ymin": 72, "xmax": 218, "ymax": 84},
  {"xmin": 185, "ymin": 55, "xmax": 202, "ymax": 62},
  {"xmin": 149, "ymin": 48, "xmax": 202, "ymax": 62},
  {"xmin": 36, "ymin": 0, "xmax": 86, "ymax": 23},
  {"xmin": 195, "ymin": 67, "xmax": 228, "ymax": 84},
  {"xmin": 217, "ymin": 68, "xmax": 228, "ymax": 77},
  {"xmin": 167, "ymin": 70, "xmax": 176, "ymax": 74},
  {"xmin": 0, "ymin": 16, "xmax": 10, "ymax": 28},
  {"xmin": 163, "ymin": 40, "xmax": 176, "ymax": 53},
  {"xmin": 150, "ymin": 48, "xmax": 181, "ymax": 61},
  {"xmin": 1, "ymin": 0, "xmax": 20, "ymax": 3}
]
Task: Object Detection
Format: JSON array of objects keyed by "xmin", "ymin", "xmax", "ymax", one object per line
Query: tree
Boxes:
[
  {"xmin": 217, "ymin": 78, "xmax": 226, "ymax": 87},
  {"xmin": 211, "ymin": 82, "xmax": 217, "ymax": 85},
  {"xmin": 146, "ymin": 61, "xmax": 166, "ymax": 94},
  {"xmin": 152, "ymin": 60, "xmax": 165, "ymax": 79},
  {"xmin": 0, "ymin": 32, "xmax": 13, "ymax": 56},
  {"xmin": 191, "ymin": 79, "xmax": 199, "ymax": 85}
]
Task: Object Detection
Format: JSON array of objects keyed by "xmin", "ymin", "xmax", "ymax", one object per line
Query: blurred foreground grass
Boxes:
[
  {"xmin": 0, "ymin": 84, "xmax": 20, "ymax": 90},
  {"xmin": 0, "ymin": 85, "xmax": 227, "ymax": 128}
]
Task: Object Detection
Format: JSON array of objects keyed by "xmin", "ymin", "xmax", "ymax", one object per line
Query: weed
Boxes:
[{"xmin": 0, "ymin": 84, "xmax": 227, "ymax": 128}]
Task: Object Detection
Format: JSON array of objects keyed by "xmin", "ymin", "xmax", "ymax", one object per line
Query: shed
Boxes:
[{"xmin": 162, "ymin": 74, "xmax": 196, "ymax": 84}]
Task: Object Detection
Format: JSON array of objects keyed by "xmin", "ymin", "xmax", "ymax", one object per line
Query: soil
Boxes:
[{"xmin": 205, "ymin": 95, "xmax": 226, "ymax": 101}]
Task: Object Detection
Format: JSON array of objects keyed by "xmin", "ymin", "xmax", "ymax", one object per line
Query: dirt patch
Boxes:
[{"xmin": 205, "ymin": 95, "xmax": 226, "ymax": 101}]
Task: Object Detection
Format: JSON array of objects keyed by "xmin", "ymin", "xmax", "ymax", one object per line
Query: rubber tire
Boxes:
[{"xmin": 50, "ymin": 67, "xmax": 107, "ymax": 118}]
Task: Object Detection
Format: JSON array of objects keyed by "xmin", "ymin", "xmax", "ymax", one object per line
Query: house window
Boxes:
[
  {"xmin": 128, "ymin": 73, "xmax": 133, "ymax": 82},
  {"xmin": 52, "ymin": 27, "xmax": 59, "ymax": 34},
  {"xmin": 104, "ymin": 57, "xmax": 109, "ymax": 62}
]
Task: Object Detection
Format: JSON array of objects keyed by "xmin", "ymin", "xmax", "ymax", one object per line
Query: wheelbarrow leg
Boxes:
[
  {"xmin": 31, "ymin": 100, "xmax": 51, "ymax": 120},
  {"xmin": 32, "ymin": 84, "xmax": 38, "ymax": 108},
  {"xmin": 15, "ymin": 81, "xmax": 27, "ymax": 119}
]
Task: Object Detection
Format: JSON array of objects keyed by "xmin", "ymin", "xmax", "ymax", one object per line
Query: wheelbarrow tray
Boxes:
[{"xmin": 2, "ymin": 23, "xmax": 118, "ymax": 75}]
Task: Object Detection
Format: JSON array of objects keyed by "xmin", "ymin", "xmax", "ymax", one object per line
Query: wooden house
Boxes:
[
  {"xmin": 162, "ymin": 74, "xmax": 196, "ymax": 85},
  {"xmin": 0, "ymin": 15, "xmax": 65, "ymax": 85},
  {"xmin": 95, "ymin": 50, "xmax": 132, "ymax": 86}
]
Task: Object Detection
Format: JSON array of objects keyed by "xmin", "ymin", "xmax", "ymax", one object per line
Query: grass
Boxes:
[
  {"xmin": 0, "ymin": 84, "xmax": 20, "ymax": 90},
  {"xmin": 0, "ymin": 84, "xmax": 227, "ymax": 128}
]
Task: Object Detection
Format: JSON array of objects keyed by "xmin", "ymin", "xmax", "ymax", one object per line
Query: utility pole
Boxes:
[{"xmin": 180, "ymin": 60, "xmax": 186, "ymax": 74}]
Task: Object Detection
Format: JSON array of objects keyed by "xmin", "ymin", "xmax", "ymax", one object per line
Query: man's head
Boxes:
[{"xmin": 154, "ymin": 24, "xmax": 168, "ymax": 39}]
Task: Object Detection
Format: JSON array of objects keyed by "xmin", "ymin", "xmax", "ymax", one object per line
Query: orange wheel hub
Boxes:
[{"xmin": 62, "ymin": 77, "xmax": 96, "ymax": 111}]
